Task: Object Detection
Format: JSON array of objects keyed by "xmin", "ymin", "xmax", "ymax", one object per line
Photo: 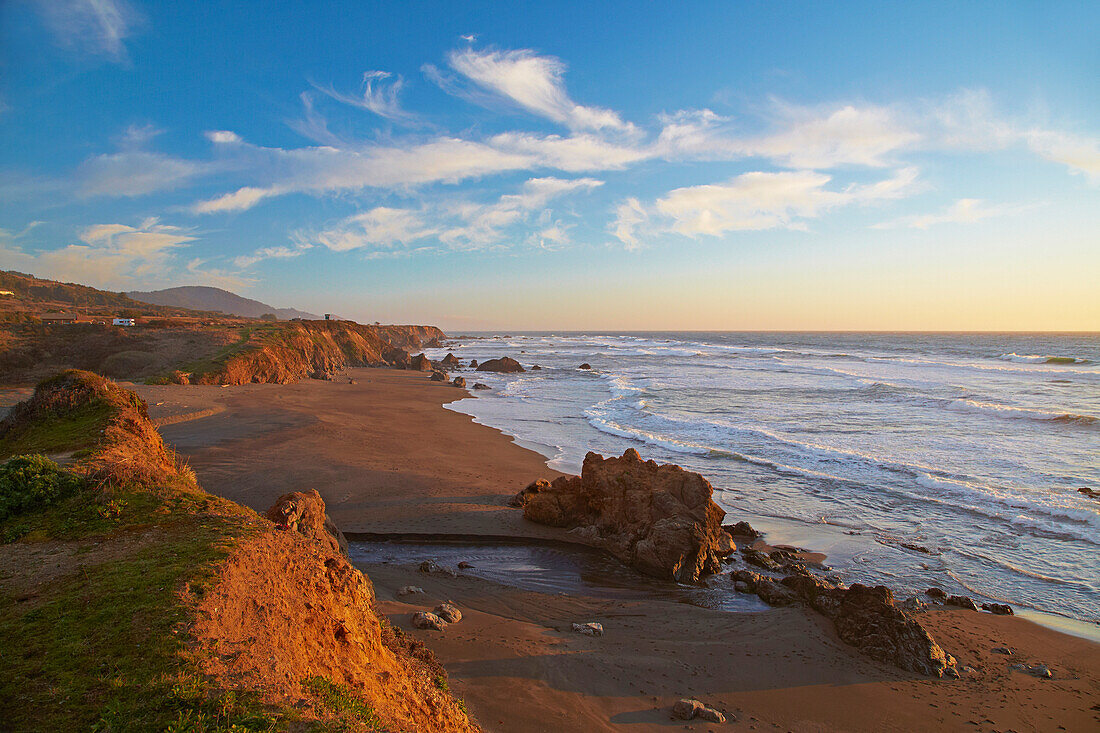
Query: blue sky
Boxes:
[{"xmin": 1, "ymin": 1, "xmax": 1097, "ymax": 329}]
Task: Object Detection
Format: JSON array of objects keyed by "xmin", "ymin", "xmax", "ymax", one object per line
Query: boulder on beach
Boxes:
[
  {"xmin": 672, "ymin": 699, "xmax": 726, "ymax": 723},
  {"xmin": 945, "ymin": 595, "xmax": 979, "ymax": 611},
  {"xmin": 724, "ymin": 520, "xmax": 762, "ymax": 538},
  {"xmin": 518, "ymin": 449, "xmax": 733, "ymax": 584},
  {"xmin": 473, "ymin": 382, "xmax": 490, "ymax": 390},
  {"xmin": 982, "ymin": 602, "xmax": 1014, "ymax": 615},
  {"xmin": 571, "ymin": 622, "xmax": 603, "ymax": 636},
  {"xmin": 434, "ymin": 602, "xmax": 462, "ymax": 623},
  {"xmin": 411, "ymin": 611, "xmax": 447, "ymax": 631},
  {"xmin": 452, "ymin": 376, "xmax": 466, "ymax": 388},
  {"xmin": 736, "ymin": 571, "xmax": 958, "ymax": 678},
  {"xmin": 441, "ymin": 353, "xmax": 461, "ymax": 367},
  {"xmin": 476, "ymin": 357, "xmax": 525, "ymax": 373},
  {"xmin": 383, "ymin": 347, "xmax": 411, "ymax": 369},
  {"xmin": 396, "ymin": 585, "xmax": 424, "ymax": 596},
  {"xmin": 410, "ymin": 353, "xmax": 433, "ymax": 371},
  {"xmin": 265, "ymin": 489, "xmax": 348, "ymax": 557},
  {"xmin": 578, "ymin": 363, "xmax": 591, "ymax": 370},
  {"xmin": 429, "ymin": 370, "xmax": 447, "ymax": 382}
]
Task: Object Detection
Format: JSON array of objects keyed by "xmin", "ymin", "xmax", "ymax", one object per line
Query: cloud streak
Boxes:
[{"xmin": 32, "ymin": 0, "xmax": 141, "ymax": 61}]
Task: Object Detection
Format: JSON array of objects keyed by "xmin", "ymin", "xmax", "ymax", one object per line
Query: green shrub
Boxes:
[{"xmin": 0, "ymin": 455, "xmax": 83, "ymax": 522}]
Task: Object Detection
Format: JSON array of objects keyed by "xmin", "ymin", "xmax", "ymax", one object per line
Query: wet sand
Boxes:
[{"xmin": 140, "ymin": 369, "xmax": 1100, "ymax": 732}]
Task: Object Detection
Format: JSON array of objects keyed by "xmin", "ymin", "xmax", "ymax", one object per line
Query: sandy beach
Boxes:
[{"xmin": 140, "ymin": 369, "xmax": 1100, "ymax": 732}]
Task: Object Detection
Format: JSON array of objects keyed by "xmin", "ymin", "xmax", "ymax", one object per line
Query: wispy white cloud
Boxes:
[
  {"xmin": 312, "ymin": 71, "xmax": 418, "ymax": 124},
  {"xmin": 79, "ymin": 150, "xmax": 204, "ymax": 197},
  {"xmin": 446, "ymin": 48, "xmax": 634, "ymax": 132},
  {"xmin": 612, "ymin": 168, "xmax": 919, "ymax": 247},
  {"xmin": 32, "ymin": 0, "xmax": 142, "ymax": 62},
  {"xmin": 0, "ymin": 218, "xmax": 204, "ymax": 289},
  {"xmin": 872, "ymin": 198, "xmax": 1029, "ymax": 229},
  {"xmin": 192, "ymin": 186, "xmax": 277, "ymax": 214},
  {"xmin": 288, "ymin": 176, "xmax": 602, "ymax": 256}
]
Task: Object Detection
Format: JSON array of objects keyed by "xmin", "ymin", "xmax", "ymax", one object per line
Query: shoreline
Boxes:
[{"xmin": 139, "ymin": 367, "xmax": 1100, "ymax": 731}]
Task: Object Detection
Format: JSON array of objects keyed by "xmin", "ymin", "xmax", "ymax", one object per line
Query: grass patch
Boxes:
[
  {"xmin": 0, "ymin": 400, "xmax": 113, "ymax": 459},
  {"xmin": 303, "ymin": 677, "xmax": 387, "ymax": 732},
  {"xmin": 0, "ymin": 510, "xmax": 282, "ymax": 732}
]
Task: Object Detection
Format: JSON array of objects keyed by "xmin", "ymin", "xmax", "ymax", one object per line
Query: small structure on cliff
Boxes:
[{"xmin": 512, "ymin": 449, "xmax": 734, "ymax": 584}]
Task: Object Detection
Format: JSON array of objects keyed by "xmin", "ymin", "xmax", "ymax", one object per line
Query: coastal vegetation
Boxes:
[{"xmin": 0, "ymin": 371, "xmax": 478, "ymax": 732}]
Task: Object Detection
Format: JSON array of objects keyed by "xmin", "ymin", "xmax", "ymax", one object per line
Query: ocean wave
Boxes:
[
  {"xmin": 999, "ymin": 353, "xmax": 1091, "ymax": 365},
  {"xmin": 952, "ymin": 399, "xmax": 1098, "ymax": 427}
]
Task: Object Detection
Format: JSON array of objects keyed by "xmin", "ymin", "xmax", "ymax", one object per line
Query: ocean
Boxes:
[{"xmin": 424, "ymin": 332, "xmax": 1099, "ymax": 627}]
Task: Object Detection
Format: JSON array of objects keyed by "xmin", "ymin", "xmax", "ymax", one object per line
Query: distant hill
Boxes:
[
  {"xmin": 0, "ymin": 270, "xmax": 219, "ymax": 319},
  {"xmin": 127, "ymin": 286, "xmax": 318, "ymax": 320}
]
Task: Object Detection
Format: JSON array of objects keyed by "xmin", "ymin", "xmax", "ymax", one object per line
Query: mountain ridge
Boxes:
[{"xmin": 127, "ymin": 286, "xmax": 319, "ymax": 320}]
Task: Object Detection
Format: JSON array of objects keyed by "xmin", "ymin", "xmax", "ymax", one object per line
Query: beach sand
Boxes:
[{"xmin": 142, "ymin": 368, "xmax": 1100, "ymax": 732}]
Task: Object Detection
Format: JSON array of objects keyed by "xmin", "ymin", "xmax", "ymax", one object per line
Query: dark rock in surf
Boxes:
[
  {"xmin": 578, "ymin": 363, "xmax": 591, "ymax": 370},
  {"xmin": 477, "ymin": 357, "xmax": 524, "ymax": 373}
]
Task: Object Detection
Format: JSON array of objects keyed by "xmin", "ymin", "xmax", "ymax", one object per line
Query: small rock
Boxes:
[
  {"xmin": 672, "ymin": 699, "xmax": 704, "ymax": 720},
  {"xmin": 926, "ymin": 587, "xmax": 947, "ymax": 600},
  {"xmin": 457, "ymin": 561, "xmax": 474, "ymax": 569},
  {"xmin": 429, "ymin": 370, "xmax": 447, "ymax": 382},
  {"xmin": 396, "ymin": 585, "xmax": 424, "ymax": 596},
  {"xmin": 434, "ymin": 602, "xmax": 462, "ymax": 623},
  {"xmin": 531, "ymin": 364, "xmax": 542, "ymax": 370},
  {"xmin": 578, "ymin": 363, "xmax": 591, "ymax": 370},
  {"xmin": 723, "ymin": 520, "xmax": 761, "ymax": 538},
  {"xmin": 991, "ymin": 646, "xmax": 1012, "ymax": 655},
  {"xmin": 411, "ymin": 612, "xmax": 447, "ymax": 631},
  {"xmin": 901, "ymin": 596, "xmax": 929, "ymax": 613},
  {"xmin": 469, "ymin": 359, "xmax": 478, "ymax": 368},
  {"xmin": 981, "ymin": 602, "xmax": 1014, "ymax": 615},
  {"xmin": 1010, "ymin": 662, "xmax": 1052, "ymax": 679},
  {"xmin": 473, "ymin": 383, "xmax": 490, "ymax": 390},
  {"xmin": 571, "ymin": 622, "xmax": 604, "ymax": 637},
  {"xmin": 452, "ymin": 376, "xmax": 467, "ymax": 388},
  {"xmin": 418, "ymin": 560, "xmax": 457, "ymax": 577},
  {"xmin": 945, "ymin": 595, "xmax": 979, "ymax": 611},
  {"xmin": 698, "ymin": 706, "xmax": 727, "ymax": 724}
]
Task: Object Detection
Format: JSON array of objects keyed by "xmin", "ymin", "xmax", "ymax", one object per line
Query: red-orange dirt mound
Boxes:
[{"xmin": 188, "ymin": 524, "xmax": 479, "ymax": 732}]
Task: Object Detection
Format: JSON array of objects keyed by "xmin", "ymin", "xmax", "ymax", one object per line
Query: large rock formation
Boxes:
[
  {"xmin": 733, "ymin": 570, "xmax": 958, "ymax": 678},
  {"xmin": 441, "ymin": 353, "xmax": 461, "ymax": 368},
  {"xmin": 266, "ymin": 489, "xmax": 349, "ymax": 557},
  {"xmin": 476, "ymin": 357, "xmax": 525, "ymax": 373},
  {"xmin": 515, "ymin": 449, "xmax": 733, "ymax": 583}
]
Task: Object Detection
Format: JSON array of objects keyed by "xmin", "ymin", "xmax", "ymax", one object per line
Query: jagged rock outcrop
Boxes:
[
  {"xmin": 515, "ymin": 450, "xmax": 733, "ymax": 583},
  {"xmin": 429, "ymin": 371, "xmax": 447, "ymax": 382},
  {"xmin": 266, "ymin": 489, "xmax": 349, "ymax": 557},
  {"xmin": 410, "ymin": 353, "xmax": 434, "ymax": 372},
  {"xmin": 383, "ymin": 347, "xmax": 411, "ymax": 369},
  {"xmin": 476, "ymin": 357, "xmax": 525, "ymax": 373},
  {"xmin": 441, "ymin": 353, "xmax": 461, "ymax": 368},
  {"xmin": 733, "ymin": 570, "xmax": 958, "ymax": 678},
  {"xmin": 452, "ymin": 377, "xmax": 466, "ymax": 388}
]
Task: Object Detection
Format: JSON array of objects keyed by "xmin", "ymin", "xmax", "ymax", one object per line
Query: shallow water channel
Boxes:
[{"xmin": 348, "ymin": 539, "xmax": 771, "ymax": 614}]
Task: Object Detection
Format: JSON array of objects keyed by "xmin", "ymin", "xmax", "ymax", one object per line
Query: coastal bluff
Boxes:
[
  {"xmin": 0, "ymin": 370, "xmax": 478, "ymax": 731},
  {"xmin": 512, "ymin": 449, "xmax": 734, "ymax": 583}
]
